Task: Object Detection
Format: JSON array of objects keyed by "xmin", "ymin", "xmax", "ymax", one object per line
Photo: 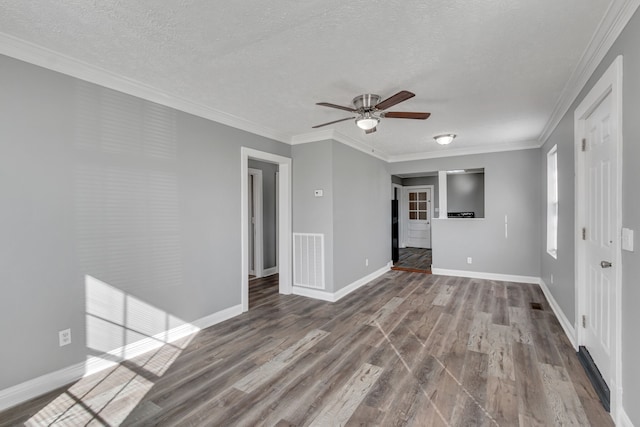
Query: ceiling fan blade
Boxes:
[
  {"xmin": 312, "ymin": 116, "xmax": 355, "ymax": 128},
  {"xmin": 316, "ymin": 102, "xmax": 357, "ymax": 113},
  {"xmin": 365, "ymin": 127, "xmax": 377, "ymax": 134},
  {"xmin": 382, "ymin": 112, "xmax": 431, "ymax": 120},
  {"xmin": 375, "ymin": 90, "xmax": 415, "ymax": 110}
]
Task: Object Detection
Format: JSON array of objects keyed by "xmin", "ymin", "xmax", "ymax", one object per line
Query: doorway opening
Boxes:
[
  {"xmin": 390, "ymin": 179, "xmax": 433, "ymax": 273},
  {"xmin": 241, "ymin": 148, "xmax": 292, "ymax": 312}
]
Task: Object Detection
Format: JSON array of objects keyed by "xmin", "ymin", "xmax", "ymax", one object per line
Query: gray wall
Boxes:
[
  {"xmin": 292, "ymin": 141, "xmax": 390, "ymax": 293},
  {"xmin": 447, "ymin": 172, "xmax": 485, "ymax": 218},
  {"xmin": 332, "ymin": 142, "xmax": 390, "ymax": 290},
  {"xmin": 387, "ymin": 149, "xmax": 541, "ymax": 276},
  {"xmin": 248, "ymin": 159, "xmax": 278, "ymax": 270},
  {"xmin": 291, "ymin": 141, "xmax": 335, "ymax": 291},
  {"xmin": 0, "ymin": 54, "xmax": 290, "ymax": 390},
  {"xmin": 540, "ymin": 8, "xmax": 640, "ymax": 423}
]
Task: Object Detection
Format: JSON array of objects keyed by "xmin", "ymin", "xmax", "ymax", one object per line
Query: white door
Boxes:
[
  {"xmin": 582, "ymin": 90, "xmax": 616, "ymax": 385},
  {"xmin": 406, "ymin": 188, "xmax": 432, "ymax": 248}
]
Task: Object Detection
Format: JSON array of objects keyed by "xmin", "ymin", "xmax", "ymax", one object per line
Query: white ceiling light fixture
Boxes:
[
  {"xmin": 356, "ymin": 112, "xmax": 379, "ymax": 130},
  {"xmin": 434, "ymin": 134, "xmax": 456, "ymax": 145}
]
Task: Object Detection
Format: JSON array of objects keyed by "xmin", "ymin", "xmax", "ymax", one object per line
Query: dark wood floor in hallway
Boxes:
[
  {"xmin": 0, "ymin": 272, "xmax": 612, "ymax": 426},
  {"xmin": 392, "ymin": 247, "xmax": 432, "ymax": 273}
]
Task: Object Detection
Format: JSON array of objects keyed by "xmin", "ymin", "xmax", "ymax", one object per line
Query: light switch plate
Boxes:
[
  {"xmin": 622, "ymin": 228, "xmax": 634, "ymax": 252},
  {"xmin": 314, "ymin": 189, "xmax": 323, "ymax": 197}
]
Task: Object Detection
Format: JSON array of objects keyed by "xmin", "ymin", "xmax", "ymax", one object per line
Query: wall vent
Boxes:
[{"xmin": 293, "ymin": 233, "xmax": 325, "ymax": 289}]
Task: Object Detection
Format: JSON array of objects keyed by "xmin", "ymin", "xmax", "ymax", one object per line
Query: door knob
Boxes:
[{"xmin": 600, "ymin": 261, "xmax": 612, "ymax": 268}]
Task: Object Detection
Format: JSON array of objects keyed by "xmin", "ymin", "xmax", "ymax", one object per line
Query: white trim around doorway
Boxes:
[{"xmin": 241, "ymin": 148, "xmax": 292, "ymax": 312}]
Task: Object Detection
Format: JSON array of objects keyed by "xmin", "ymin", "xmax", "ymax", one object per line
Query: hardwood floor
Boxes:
[
  {"xmin": 249, "ymin": 274, "xmax": 280, "ymax": 309},
  {"xmin": 392, "ymin": 248, "xmax": 432, "ymax": 273},
  {"xmin": 0, "ymin": 272, "xmax": 612, "ymax": 426}
]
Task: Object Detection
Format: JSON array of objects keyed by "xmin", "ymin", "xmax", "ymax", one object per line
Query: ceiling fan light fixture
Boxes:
[
  {"xmin": 434, "ymin": 133, "xmax": 456, "ymax": 145},
  {"xmin": 356, "ymin": 115, "xmax": 379, "ymax": 130}
]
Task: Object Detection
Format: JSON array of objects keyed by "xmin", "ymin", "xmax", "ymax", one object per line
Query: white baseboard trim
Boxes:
[
  {"xmin": 618, "ymin": 406, "xmax": 634, "ymax": 427},
  {"xmin": 430, "ymin": 268, "xmax": 540, "ymax": 285},
  {"xmin": 190, "ymin": 304, "xmax": 243, "ymax": 331},
  {"xmin": 0, "ymin": 304, "xmax": 242, "ymax": 412},
  {"xmin": 293, "ymin": 262, "xmax": 392, "ymax": 303},
  {"xmin": 262, "ymin": 266, "xmax": 278, "ymax": 277},
  {"xmin": 539, "ymin": 280, "xmax": 577, "ymax": 349},
  {"xmin": 292, "ymin": 286, "xmax": 335, "ymax": 302}
]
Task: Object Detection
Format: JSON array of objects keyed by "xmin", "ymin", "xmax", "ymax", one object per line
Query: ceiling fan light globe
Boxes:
[
  {"xmin": 434, "ymin": 134, "xmax": 456, "ymax": 145},
  {"xmin": 356, "ymin": 117, "xmax": 379, "ymax": 130}
]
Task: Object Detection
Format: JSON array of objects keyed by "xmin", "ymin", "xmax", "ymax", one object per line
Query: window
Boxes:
[
  {"xmin": 408, "ymin": 190, "xmax": 429, "ymax": 220},
  {"xmin": 547, "ymin": 145, "xmax": 558, "ymax": 258}
]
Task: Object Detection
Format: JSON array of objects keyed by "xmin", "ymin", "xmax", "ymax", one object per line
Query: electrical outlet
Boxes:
[
  {"xmin": 365, "ymin": 258, "xmax": 369, "ymax": 266},
  {"xmin": 59, "ymin": 329, "xmax": 71, "ymax": 347},
  {"xmin": 467, "ymin": 257, "xmax": 472, "ymax": 264}
]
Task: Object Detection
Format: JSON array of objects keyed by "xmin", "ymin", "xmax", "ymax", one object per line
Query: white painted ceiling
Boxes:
[{"xmin": 0, "ymin": 1, "xmax": 621, "ymax": 159}]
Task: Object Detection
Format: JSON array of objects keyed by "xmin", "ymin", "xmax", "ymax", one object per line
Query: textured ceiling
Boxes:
[{"xmin": 0, "ymin": 0, "xmax": 616, "ymax": 158}]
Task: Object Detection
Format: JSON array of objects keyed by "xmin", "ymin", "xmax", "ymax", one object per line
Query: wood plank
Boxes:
[
  {"xmin": 233, "ymin": 328, "xmax": 328, "ymax": 392},
  {"xmin": 486, "ymin": 376, "xmax": 518, "ymax": 427},
  {"xmin": 512, "ymin": 342, "xmax": 552, "ymax": 426},
  {"xmin": 467, "ymin": 311, "xmax": 492, "ymax": 353},
  {"xmin": 491, "ymin": 295, "xmax": 510, "ymax": 326},
  {"xmin": 486, "ymin": 324, "xmax": 515, "ymax": 381},
  {"xmin": 309, "ymin": 363, "xmax": 383, "ymax": 426},
  {"xmin": 539, "ymin": 363, "xmax": 590, "ymax": 426},
  {"xmin": 509, "ymin": 306, "xmax": 534, "ymax": 345},
  {"xmin": 449, "ymin": 350, "xmax": 492, "ymax": 426}
]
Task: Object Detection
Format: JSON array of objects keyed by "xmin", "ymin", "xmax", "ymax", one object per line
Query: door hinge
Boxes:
[
  {"xmin": 582, "ymin": 138, "xmax": 587, "ymax": 152},
  {"xmin": 582, "ymin": 315, "xmax": 587, "ymax": 328},
  {"xmin": 582, "ymin": 227, "xmax": 587, "ymax": 240}
]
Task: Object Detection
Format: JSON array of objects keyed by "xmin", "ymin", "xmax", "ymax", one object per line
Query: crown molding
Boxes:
[
  {"xmin": 290, "ymin": 129, "xmax": 335, "ymax": 145},
  {"xmin": 387, "ymin": 139, "xmax": 539, "ymax": 163},
  {"xmin": 538, "ymin": 0, "xmax": 640, "ymax": 144},
  {"xmin": 0, "ymin": 32, "xmax": 292, "ymax": 144},
  {"xmin": 291, "ymin": 129, "xmax": 390, "ymax": 162}
]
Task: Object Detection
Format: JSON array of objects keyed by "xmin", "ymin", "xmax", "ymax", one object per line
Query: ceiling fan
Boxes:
[{"xmin": 312, "ymin": 90, "xmax": 430, "ymax": 134}]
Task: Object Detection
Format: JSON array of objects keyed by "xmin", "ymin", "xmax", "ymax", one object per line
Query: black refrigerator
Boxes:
[{"xmin": 391, "ymin": 199, "xmax": 399, "ymax": 263}]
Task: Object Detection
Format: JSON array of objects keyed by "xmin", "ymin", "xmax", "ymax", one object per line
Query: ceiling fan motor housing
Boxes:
[{"xmin": 352, "ymin": 94, "xmax": 381, "ymax": 111}]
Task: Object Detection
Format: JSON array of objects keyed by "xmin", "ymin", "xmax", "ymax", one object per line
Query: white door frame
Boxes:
[
  {"xmin": 241, "ymin": 148, "xmax": 292, "ymax": 312},
  {"xmin": 574, "ymin": 55, "xmax": 622, "ymax": 422},
  {"xmin": 248, "ymin": 168, "xmax": 263, "ymax": 278},
  {"xmin": 401, "ymin": 185, "xmax": 434, "ymax": 248}
]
